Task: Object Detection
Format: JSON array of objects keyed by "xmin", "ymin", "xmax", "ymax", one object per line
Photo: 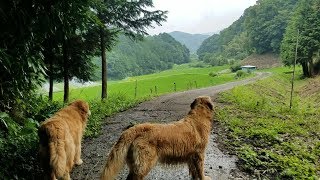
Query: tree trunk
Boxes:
[
  {"xmin": 301, "ymin": 62, "xmax": 308, "ymax": 77},
  {"xmin": 48, "ymin": 60, "xmax": 53, "ymax": 101},
  {"xmin": 100, "ymin": 27, "xmax": 107, "ymax": 99},
  {"xmin": 63, "ymin": 38, "xmax": 69, "ymax": 103},
  {"xmin": 309, "ymin": 59, "xmax": 314, "ymax": 77}
]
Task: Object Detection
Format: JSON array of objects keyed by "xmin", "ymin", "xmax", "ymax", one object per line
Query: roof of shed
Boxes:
[{"xmin": 241, "ymin": 65, "xmax": 256, "ymax": 68}]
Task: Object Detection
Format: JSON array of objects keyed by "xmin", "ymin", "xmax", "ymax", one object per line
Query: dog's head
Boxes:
[
  {"xmin": 190, "ymin": 96, "xmax": 214, "ymax": 111},
  {"xmin": 70, "ymin": 100, "xmax": 91, "ymax": 118}
]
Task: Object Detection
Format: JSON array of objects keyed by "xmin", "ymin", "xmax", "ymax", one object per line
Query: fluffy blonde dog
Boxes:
[
  {"xmin": 101, "ymin": 96, "xmax": 214, "ymax": 180},
  {"xmin": 38, "ymin": 100, "xmax": 91, "ymax": 180}
]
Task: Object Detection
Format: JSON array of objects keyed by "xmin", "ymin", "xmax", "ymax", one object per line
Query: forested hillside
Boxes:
[
  {"xmin": 169, "ymin": 31, "xmax": 210, "ymax": 54},
  {"xmin": 197, "ymin": 0, "xmax": 320, "ymax": 77},
  {"xmin": 94, "ymin": 33, "xmax": 190, "ymax": 80},
  {"xmin": 197, "ymin": 0, "xmax": 298, "ymax": 63}
]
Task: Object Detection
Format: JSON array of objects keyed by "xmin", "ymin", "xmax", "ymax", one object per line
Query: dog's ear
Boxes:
[
  {"xmin": 206, "ymin": 101, "xmax": 214, "ymax": 110},
  {"xmin": 190, "ymin": 99, "xmax": 198, "ymax": 109},
  {"xmin": 71, "ymin": 100, "xmax": 90, "ymax": 114}
]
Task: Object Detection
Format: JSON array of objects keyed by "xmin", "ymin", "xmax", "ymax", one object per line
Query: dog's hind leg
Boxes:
[
  {"xmin": 126, "ymin": 143, "xmax": 158, "ymax": 180},
  {"xmin": 74, "ymin": 135, "xmax": 83, "ymax": 165}
]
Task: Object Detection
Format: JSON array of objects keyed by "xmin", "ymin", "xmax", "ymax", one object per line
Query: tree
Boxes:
[
  {"xmin": 0, "ymin": 0, "xmax": 47, "ymax": 111},
  {"xmin": 39, "ymin": 0, "xmax": 98, "ymax": 102},
  {"xmin": 281, "ymin": 0, "xmax": 320, "ymax": 77},
  {"xmin": 92, "ymin": 0, "xmax": 167, "ymax": 99}
]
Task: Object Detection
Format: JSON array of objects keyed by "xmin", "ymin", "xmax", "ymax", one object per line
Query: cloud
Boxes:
[{"xmin": 148, "ymin": 0, "xmax": 256, "ymax": 35}]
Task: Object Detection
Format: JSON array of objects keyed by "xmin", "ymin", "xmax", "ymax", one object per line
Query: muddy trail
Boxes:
[{"xmin": 72, "ymin": 72, "xmax": 270, "ymax": 180}]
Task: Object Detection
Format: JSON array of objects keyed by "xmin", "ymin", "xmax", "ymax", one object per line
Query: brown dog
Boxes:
[
  {"xmin": 101, "ymin": 96, "xmax": 214, "ymax": 180},
  {"xmin": 38, "ymin": 100, "xmax": 91, "ymax": 180}
]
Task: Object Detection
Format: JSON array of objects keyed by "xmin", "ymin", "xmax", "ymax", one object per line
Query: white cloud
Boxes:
[{"xmin": 148, "ymin": 0, "xmax": 257, "ymax": 35}]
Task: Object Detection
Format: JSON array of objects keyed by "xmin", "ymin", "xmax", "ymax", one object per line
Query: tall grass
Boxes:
[{"xmin": 216, "ymin": 67, "xmax": 320, "ymax": 179}]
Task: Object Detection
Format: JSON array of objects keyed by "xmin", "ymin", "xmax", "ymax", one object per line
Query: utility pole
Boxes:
[{"xmin": 290, "ymin": 30, "xmax": 299, "ymax": 109}]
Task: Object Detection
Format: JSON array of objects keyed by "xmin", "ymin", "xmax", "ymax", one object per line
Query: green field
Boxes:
[{"xmin": 52, "ymin": 64, "xmax": 250, "ymax": 101}]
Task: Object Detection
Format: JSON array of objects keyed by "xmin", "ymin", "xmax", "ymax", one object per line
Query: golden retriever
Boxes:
[
  {"xmin": 38, "ymin": 100, "xmax": 91, "ymax": 180},
  {"xmin": 100, "ymin": 96, "xmax": 214, "ymax": 180}
]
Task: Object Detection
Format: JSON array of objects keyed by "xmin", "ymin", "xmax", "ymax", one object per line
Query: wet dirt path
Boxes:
[{"xmin": 72, "ymin": 72, "xmax": 270, "ymax": 180}]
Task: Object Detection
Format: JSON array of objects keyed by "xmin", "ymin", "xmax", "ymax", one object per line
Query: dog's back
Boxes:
[{"xmin": 39, "ymin": 100, "xmax": 90, "ymax": 180}]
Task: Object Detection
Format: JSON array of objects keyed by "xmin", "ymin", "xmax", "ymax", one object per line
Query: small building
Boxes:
[{"xmin": 241, "ymin": 65, "xmax": 256, "ymax": 72}]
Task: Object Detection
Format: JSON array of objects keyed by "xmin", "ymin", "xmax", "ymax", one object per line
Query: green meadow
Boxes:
[{"xmin": 52, "ymin": 64, "xmax": 248, "ymax": 101}]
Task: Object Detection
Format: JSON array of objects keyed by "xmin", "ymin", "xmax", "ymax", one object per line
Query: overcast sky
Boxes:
[{"xmin": 147, "ymin": 0, "xmax": 257, "ymax": 35}]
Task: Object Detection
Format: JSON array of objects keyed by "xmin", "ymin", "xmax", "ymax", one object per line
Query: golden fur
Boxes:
[
  {"xmin": 38, "ymin": 100, "xmax": 91, "ymax": 180},
  {"xmin": 100, "ymin": 96, "xmax": 214, "ymax": 180}
]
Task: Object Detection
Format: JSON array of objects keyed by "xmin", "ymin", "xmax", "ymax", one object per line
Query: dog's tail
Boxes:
[
  {"xmin": 100, "ymin": 127, "xmax": 138, "ymax": 180},
  {"xmin": 38, "ymin": 123, "xmax": 67, "ymax": 179}
]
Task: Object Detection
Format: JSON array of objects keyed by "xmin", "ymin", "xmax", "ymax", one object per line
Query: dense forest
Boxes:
[
  {"xmin": 197, "ymin": 0, "xmax": 320, "ymax": 77},
  {"xmin": 94, "ymin": 33, "xmax": 190, "ymax": 80}
]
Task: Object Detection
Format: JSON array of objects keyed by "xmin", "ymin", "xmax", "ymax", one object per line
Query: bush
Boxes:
[
  {"xmin": 235, "ymin": 70, "xmax": 247, "ymax": 78},
  {"xmin": 230, "ymin": 63, "xmax": 242, "ymax": 72},
  {"xmin": 0, "ymin": 112, "xmax": 41, "ymax": 179},
  {"xmin": 0, "ymin": 96, "xmax": 63, "ymax": 179},
  {"xmin": 209, "ymin": 72, "xmax": 218, "ymax": 77},
  {"xmin": 189, "ymin": 62, "xmax": 207, "ymax": 68}
]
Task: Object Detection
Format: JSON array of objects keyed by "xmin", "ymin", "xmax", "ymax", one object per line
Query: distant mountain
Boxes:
[{"xmin": 169, "ymin": 31, "xmax": 210, "ymax": 54}]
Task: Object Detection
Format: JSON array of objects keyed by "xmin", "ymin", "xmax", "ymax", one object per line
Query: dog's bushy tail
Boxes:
[
  {"xmin": 39, "ymin": 124, "xmax": 66, "ymax": 179},
  {"xmin": 100, "ymin": 128, "xmax": 138, "ymax": 180}
]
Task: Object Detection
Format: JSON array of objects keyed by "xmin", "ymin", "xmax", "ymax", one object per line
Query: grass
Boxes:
[
  {"xmin": 52, "ymin": 64, "xmax": 250, "ymax": 101},
  {"xmin": 216, "ymin": 66, "xmax": 320, "ymax": 179}
]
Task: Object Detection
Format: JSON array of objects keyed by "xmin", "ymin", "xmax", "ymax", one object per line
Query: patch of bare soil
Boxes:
[
  {"xmin": 71, "ymin": 73, "xmax": 270, "ymax": 180},
  {"xmin": 299, "ymin": 76, "xmax": 320, "ymax": 97},
  {"xmin": 241, "ymin": 53, "xmax": 282, "ymax": 69}
]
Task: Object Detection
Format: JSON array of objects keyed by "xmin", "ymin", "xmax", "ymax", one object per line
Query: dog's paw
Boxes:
[
  {"xmin": 75, "ymin": 159, "xmax": 83, "ymax": 165},
  {"xmin": 204, "ymin": 176, "xmax": 211, "ymax": 180}
]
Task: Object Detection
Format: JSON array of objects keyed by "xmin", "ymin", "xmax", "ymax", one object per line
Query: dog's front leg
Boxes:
[
  {"xmin": 194, "ymin": 153, "xmax": 211, "ymax": 180},
  {"xmin": 188, "ymin": 156, "xmax": 198, "ymax": 179}
]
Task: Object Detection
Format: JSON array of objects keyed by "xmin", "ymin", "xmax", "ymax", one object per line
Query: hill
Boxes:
[
  {"xmin": 197, "ymin": 0, "xmax": 298, "ymax": 65},
  {"xmin": 169, "ymin": 31, "xmax": 210, "ymax": 54},
  {"xmin": 93, "ymin": 33, "xmax": 190, "ymax": 80}
]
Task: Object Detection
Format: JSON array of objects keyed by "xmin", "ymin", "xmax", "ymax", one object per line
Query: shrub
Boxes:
[
  {"xmin": 209, "ymin": 72, "xmax": 218, "ymax": 77},
  {"xmin": 0, "ymin": 112, "xmax": 41, "ymax": 179},
  {"xmin": 230, "ymin": 63, "xmax": 242, "ymax": 72},
  {"xmin": 189, "ymin": 62, "xmax": 207, "ymax": 68},
  {"xmin": 235, "ymin": 70, "xmax": 247, "ymax": 78},
  {"xmin": 0, "ymin": 95, "xmax": 62, "ymax": 179}
]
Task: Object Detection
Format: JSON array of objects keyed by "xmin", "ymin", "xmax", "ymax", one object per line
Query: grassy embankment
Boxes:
[{"xmin": 216, "ymin": 66, "xmax": 320, "ymax": 179}]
